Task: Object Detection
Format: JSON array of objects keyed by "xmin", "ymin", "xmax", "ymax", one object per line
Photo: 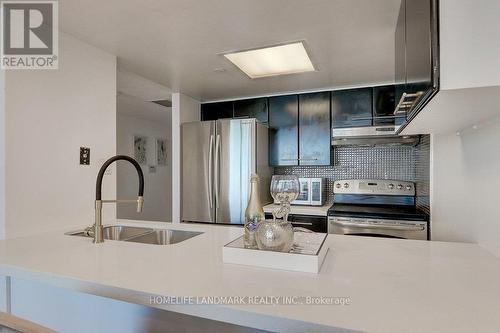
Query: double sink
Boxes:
[{"xmin": 66, "ymin": 225, "xmax": 203, "ymax": 245}]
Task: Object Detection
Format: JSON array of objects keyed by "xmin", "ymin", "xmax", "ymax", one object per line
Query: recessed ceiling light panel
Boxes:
[{"xmin": 223, "ymin": 42, "xmax": 315, "ymax": 79}]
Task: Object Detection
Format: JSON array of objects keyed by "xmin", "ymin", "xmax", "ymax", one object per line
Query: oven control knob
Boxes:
[
  {"xmin": 388, "ymin": 184, "xmax": 394, "ymax": 190},
  {"xmin": 406, "ymin": 185, "xmax": 412, "ymax": 190},
  {"xmin": 397, "ymin": 184, "xmax": 403, "ymax": 190},
  {"xmin": 336, "ymin": 183, "xmax": 341, "ymax": 189},
  {"xmin": 343, "ymin": 183, "xmax": 349, "ymax": 189}
]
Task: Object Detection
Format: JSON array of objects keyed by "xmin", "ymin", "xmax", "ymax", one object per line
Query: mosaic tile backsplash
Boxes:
[{"xmin": 274, "ymin": 135, "xmax": 431, "ymax": 214}]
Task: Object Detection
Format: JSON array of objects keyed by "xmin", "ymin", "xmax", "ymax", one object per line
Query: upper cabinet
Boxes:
[
  {"xmin": 299, "ymin": 92, "xmax": 331, "ymax": 166},
  {"xmin": 268, "ymin": 93, "xmax": 331, "ymax": 167},
  {"xmin": 201, "ymin": 98, "xmax": 268, "ymax": 123},
  {"xmin": 394, "ymin": 0, "xmax": 439, "ymax": 129},
  {"xmin": 331, "ymin": 86, "xmax": 405, "ymax": 133},
  {"xmin": 268, "ymin": 95, "xmax": 299, "ymax": 166},
  {"xmin": 201, "ymin": 101, "xmax": 233, "ymax": 121},
  {"xmin": 373, "ymin": 85, "xmax": 405, "ymax": 126},
  {"xmin": 331, "ymin": 88, "xmax": 372, "ymax": 128},
  {"xmin": 402, "ymin": 0, "xmax": 500, "ymax": 135},
  {"xmin": 233, "ymin": 98, "xmax": 268, "ymax": 124}
]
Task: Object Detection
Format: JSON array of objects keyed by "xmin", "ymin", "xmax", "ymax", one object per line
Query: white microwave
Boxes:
[{"xmin": 274, "ymin": 178, "xmax": 325, "ymax": 206}]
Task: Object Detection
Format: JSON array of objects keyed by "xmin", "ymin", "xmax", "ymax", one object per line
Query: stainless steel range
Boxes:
[{"xmin": 328, "ymin": 179, "xmax": 428, "ymax": 240}]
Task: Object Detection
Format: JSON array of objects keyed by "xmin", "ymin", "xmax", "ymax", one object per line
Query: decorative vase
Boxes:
[{"xmin": 255, "ymin": 219, "xmax": 294, "ymax": 253}]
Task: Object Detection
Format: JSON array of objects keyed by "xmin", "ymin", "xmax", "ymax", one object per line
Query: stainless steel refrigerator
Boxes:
[{"xmin": 182, "ymin": 118, "xmax": 272, "ymax": 224}]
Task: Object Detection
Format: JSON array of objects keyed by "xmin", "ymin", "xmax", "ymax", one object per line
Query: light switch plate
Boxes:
[{"xmin": 80, "ymin": 147, "xmax": 90, "ymax": 165}]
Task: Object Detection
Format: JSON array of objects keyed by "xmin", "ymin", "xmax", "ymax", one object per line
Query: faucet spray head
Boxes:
[{"xmin": 137, "ymin": 196, "xmax": 144, "ymax": 213}]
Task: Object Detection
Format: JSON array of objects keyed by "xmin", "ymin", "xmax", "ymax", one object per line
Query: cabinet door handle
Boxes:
[
  {"xmin": 292, "ymin": 222, "xmax": 313, "ymax": 226},
  {"xmin": 350, "ymin": 116, "xmax": 373, "ymax": 121},
  {"xmin": 280, "ymin": 158, "xmax": 318, "ymax": 161},
  {"xmin": 351, "ymin": 115, "xmax": 406, "ymax": 120}
]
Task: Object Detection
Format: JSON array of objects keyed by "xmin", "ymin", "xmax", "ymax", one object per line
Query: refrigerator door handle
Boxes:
[
  {"xmin": 215, "ymin": 134, "xmax": 221, "ymax": 209},
  {"xmin": 208, "ymin": 134, "xmax": 214, "ymax": 208}
]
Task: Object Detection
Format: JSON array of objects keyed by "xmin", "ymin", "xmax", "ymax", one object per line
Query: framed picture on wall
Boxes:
[
  {"xmin": 134, "ymin": 135, "xmax": 147, "ymax": 164},
  {"xmin": 156, "ymin": 138, "xmax": 168, "ymax": 166}
]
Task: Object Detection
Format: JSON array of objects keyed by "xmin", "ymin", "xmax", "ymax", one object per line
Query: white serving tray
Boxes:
[{"xmin": 222, "ymin": 233, "xmax": 329, "ymax": 273}]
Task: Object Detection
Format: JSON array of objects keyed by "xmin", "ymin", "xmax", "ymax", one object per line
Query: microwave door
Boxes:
[
  {"xmin": 310, "ymin": 180, "xmax": 322, "ymax": 205},
  {"xmin": 293, "ymin": 179, "xmax": 311, "ymax": 205}
]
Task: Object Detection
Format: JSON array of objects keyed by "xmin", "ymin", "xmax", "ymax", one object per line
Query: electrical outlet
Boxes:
[{"xmin": 80, "ymin": 147, "xmax": 90, "ymax": 165}]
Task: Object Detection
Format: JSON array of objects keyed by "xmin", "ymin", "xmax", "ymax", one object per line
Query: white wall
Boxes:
[
  {"xmin": 171, "ymin": 93, "xmax": 200, "ymax": 223},
  {"xmin": 406, "ymin": 0, "xmax": 500, "ymax": 256},
  {"xmin": 431, "ymin": 117, "xmax": 500, "ymax": 256},
  {"xmin": 0, "ymin": 69, "xmax": 6, "ymax": 313},
  {"xmin": 440, "ymin": 0, "xmax": 500, "ymax": 90},
  {"xmin": 4, "ymin": 33, "xmax": 117, "ymax": 238},
  {"xmin": 0, "ymin": 68, "xmax": 5, "ymax": 240},
  {"xmin": 117, "ymin": 113, "xmax": 172, "ymax": 222}
]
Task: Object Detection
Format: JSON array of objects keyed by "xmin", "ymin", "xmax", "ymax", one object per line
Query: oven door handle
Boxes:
[{"xmin": 331, "ymin": 219, "xmax": 425, "ymax": 231}]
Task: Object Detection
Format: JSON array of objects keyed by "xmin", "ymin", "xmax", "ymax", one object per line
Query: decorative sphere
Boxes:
[{"xmin": 255, "ymin": 219, "xmax": 294, "ymax": 252}]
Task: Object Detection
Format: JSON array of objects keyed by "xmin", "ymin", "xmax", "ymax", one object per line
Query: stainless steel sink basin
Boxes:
[
  {"xmin": 67, "ymin": 225, "xmax": 152, "ymax": 240},
  {"xmin": 103, "ymin": 225, "xmax": 153, "ymax": 240},
  {"xmin": 66, "ymin": 225, "xmax": 202, "ymax": 245},
  {"xmin": 126, "ymin": 229, "xmax": 203, "ymax": 245}
]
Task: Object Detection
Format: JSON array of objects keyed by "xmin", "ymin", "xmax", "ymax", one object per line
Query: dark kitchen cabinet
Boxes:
[
  {"xmin": 299, "ymin": 92, "xmax": 331, "ymax": 166},
  {"xmin": 201, "ymin": 101, "xmax": 233, "ymax": 121},
  {"xmin": 373, "ymin": 85, "xmax": 405, "ymax": 126},
  {"xmin": 233, "ymin": 98, "xmax": 268, "ymax": 123},
  {"xmin": 395, "ymin": 0, "xmax": 407, "ymax": 112},
  {"xmin": 268, "ymin": 95, "xmax": 299, "ymax": 166},
  {"xmin": 394, "ymin": 0, "xmax": 439, "ymax": 128},
  {"xmin": 331, "ymin": 88, "xmax": 372, "ymax": 128},
  {"xmin": 264, "ymin": 213, "xmax": 327, "ymax": 233}
]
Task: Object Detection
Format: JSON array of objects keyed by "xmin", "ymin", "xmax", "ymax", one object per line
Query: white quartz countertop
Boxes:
[
  {"xmin": 263, "ymin": 203, "xmax": 331, "ymax": 216},
  {"xmin": 1, "ymin": 219, "xmax": 500, "ymax": 333}
]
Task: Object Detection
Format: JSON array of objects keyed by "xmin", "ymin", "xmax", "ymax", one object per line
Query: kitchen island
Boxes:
[{"xmin": 1, "ymin": 220, "xmax": 500, "ymax": 333}]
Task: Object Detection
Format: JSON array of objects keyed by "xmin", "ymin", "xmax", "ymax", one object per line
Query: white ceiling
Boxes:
[
  {"xmin": 117, "ymin": 93, "xmax": 171, "ymax": 125},
  {"xmin": 117, "ymin": 70, "xmax": 171, "ymax": 102},
  {"xmin": 60, "ymin": 0, "xmax": 401, "ymax": 102}
]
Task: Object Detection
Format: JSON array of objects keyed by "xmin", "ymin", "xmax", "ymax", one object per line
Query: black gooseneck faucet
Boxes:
[{"xmin": 93, "ymin": 155, "xmax": 144, "ymax": 243}]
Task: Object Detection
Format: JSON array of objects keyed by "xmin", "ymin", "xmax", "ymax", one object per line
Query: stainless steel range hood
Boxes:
[
  {"xmin": 331, "ymin": 126, "xmax": 420, "ymax": 146},
  {"xmin": 332, "ymin": 125, "xmax": 399, "ymax": 138}
]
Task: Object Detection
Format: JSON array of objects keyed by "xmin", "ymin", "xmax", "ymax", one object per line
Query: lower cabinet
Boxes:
[{"xmin": 264, "ymin": 213, "xmax": 327, "ymax": 233}]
